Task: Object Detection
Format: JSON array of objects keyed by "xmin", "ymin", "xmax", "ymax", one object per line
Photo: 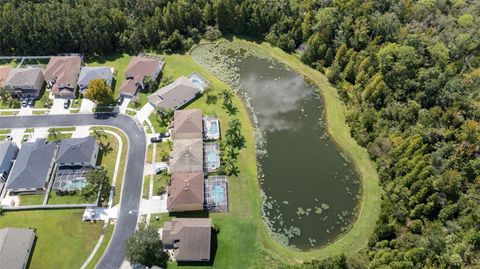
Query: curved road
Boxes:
[{"xmin": 0, "ymin": 114, "xmax": 146, "ymax": 269}]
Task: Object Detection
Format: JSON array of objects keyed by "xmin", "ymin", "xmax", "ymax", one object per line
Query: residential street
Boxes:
[{"xmin": 0, "ymin": 114, "xmax": 146, "ymax": 269}]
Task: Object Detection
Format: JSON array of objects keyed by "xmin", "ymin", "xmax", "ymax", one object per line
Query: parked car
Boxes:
[
  {"xmin": 155, "ymin": 163, "xmax": 168, "ymax": 174},
  {"xmin": 64, "ymin": 99, "xmax": 71, "ymax": 109},
  {"xmin": 150, "ymin": 136, "xmax": 162, "ymax": 143},
  {"xmin": 21, "ymin": 99, "xmax": 28, "ymax": 107},
  {"xmin": 5, "ymin": 135, "xmax": 12, "ymax": 141},
  {"xmin": 116, "ymin": 96, "xmax": 124, "ymax": 105},
  {"xmin": 27, "ymin": 98, "xmax": 35, "ymax": 107},
  {"xmin": 158, "ymin": 131, "xmax": 170, "ymax": 138}
]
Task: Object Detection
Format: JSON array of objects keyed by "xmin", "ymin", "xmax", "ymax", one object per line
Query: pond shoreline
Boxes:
[{"xmin": 189, "ymin": 38, "xmax": 381, "ymax": 263}]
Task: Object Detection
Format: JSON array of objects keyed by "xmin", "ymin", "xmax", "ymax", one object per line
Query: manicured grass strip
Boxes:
[
  {"xmin": 0, "ymin": 209, "xmax": 103, "ymax": 269},
  {"xmin": 143, "ymin": 175, "xmax": 150, "ymax": 199},
  {"xmin": 0, "ymin": 129, "xmax": 10, "ymax": 134},
  {"xmin": 155, "ymin": 140, "xmax": 171, "ymax": 163},
  {"xmin": 19, "ymin": 194, "xmax": 45, "ymax": 205},
  {"xmin": 149, "ymin": 213, "xmax": 173, "ymax": 229},
  {"xmin": 48, "ymin": 127, "xmax": 76, "ymax": 132},
  {"xmin": 84, "ymin": 224, "xmax": 115, "ymax": 269}
]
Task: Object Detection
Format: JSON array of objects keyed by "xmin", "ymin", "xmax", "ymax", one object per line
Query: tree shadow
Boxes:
[
  {"xmin": 175, "ymin": 227, "xmax": 218, "ymax": 267},
  {"xmin": 169, "ymin": 211, "xmax": 209, "ymax": 218}
]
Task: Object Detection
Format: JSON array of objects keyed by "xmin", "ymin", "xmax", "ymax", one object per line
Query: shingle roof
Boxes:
[
  {"xmin": 120, "ymin": 56, "xmax": 163, "ymax": 96},
  {"xmin": 0, "ymin": 141, "xmax": 18, "ymax": 175},
  {"xmin": 170, "ymin": 138, "xmax": 203, "ymax": 173},
  {"xmin": 167, "ymin": 172, "xmax": 204, "ymax": 212},
  {"xmin": 172, "ymin": 109, "xmax": 203, "ymax": 140},
  {"xmin": 5, "ymin": 68, "xmax": 44, "ymax": 89},
  {"xmin": 0, "ymin": 66, "xmax": 12, "ymax": 87},
  {"xmin": 56, "ymin": 136, "xmax": 97, "ymax": 165},
  {"xmin": 0, "ymin": 228, "xmax": 35, "ymax": 269},
  {"xmin": 6, "ymin": 139, "xmax": 57, "ymax": 190},
  {"xmin": 44, "ymin": 56, "xmax": 81, "ymax": 97},
  {"xmin": 148, "ymin": 76, "xmax": 201, "ymax": 110},
  {"xmin": 162, "ymin": 218, "xmax": 211, "ymax": 261},
  {"xmin": 77, "ymin": 66, "xmax": 113, "ymax": 89}
]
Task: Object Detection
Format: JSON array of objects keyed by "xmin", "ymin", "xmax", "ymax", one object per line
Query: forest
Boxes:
[{"xmin": 1, "ymin": 0, "xmax": 480, "ymax": 268}]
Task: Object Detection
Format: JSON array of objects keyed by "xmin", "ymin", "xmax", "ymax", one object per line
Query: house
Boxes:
[
  {"xmin": 0, "ymin": 141, "xmax": 19, "ymax": 182},
  {"xmin": 55, "ymin": 136, "xmax": 99, "ymax": 167},
  {"xmin": 170, "ymin": 138, "xmax": 203, "ymax": 173},
  {"xmin": 148, "ymin": 76, "xmax": 202, "ymax": 110},
  {"xmin": 0, "ymin": 228, "xmax": 36, "ymax": 269},
  {"xmin": 44, "ymin": 56, "xmax": 82, "ymax": 99},
  {"xmin": 5, "ymin": 139, "xmax": 57, "ymax": 193},
  {"xmin": 0, "ymin": 66, "xmax": 12, "ymax": 87},
  {"xmin": 172, "ymin": 109, "xmax": 203, "ymax": 140},
  {"xmin": 167, "ymin": 172, "xmax": 204, "ymax": 212},
  {"xmin": 162, "ymin": 218, "xmax": 212, "ymax": 262},
  {"xmin": 4, "ymin": 68, "xmax": 44, "ymax": 98},
  {"xmin": 77, "ymin": 66, "xmax": 113, "ymax": 92},
  {"xmin": 119, "ymin": 56, "xmax": 164, "ymax": 97}
]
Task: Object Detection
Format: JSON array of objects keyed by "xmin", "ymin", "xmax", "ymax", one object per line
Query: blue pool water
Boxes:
[
  {"xmin": 212, "ymin": 185, "xmax": 225, "ymax": 203},
  {"xmin": 209, "ymin": 121, "xmax": 219, "ymax": 135},
  {"xmin": 61, "ymin": 178, "xmax": 87, "ymax": 190}
]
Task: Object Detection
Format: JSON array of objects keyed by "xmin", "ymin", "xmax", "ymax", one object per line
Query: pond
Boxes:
[{"xmin": 191, "ymin": 43, "xmax": 361, "ymax": 250}]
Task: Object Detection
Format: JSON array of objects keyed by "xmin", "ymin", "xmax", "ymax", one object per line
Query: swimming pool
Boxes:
[
  {"xmin": 212, "ymin": 185, "xmax": 225, "ymax": 203},
  {"xmin": 204, "ymin": 142, "xmax": 221, "ymax": 172},
  {"xmin": 203, "ymin": 117, "xmax": 220, "ymax": 140},
  {"xmin": 209, "ymin": 121, "xmax": 218, "ymax": 136},
  {"xmin": 60, "ymin": 177, "xmax": 87, "ymax": 191},
  {"xmin": 188, "ymin": 73, "xmax": 208, "ymax": 91}
]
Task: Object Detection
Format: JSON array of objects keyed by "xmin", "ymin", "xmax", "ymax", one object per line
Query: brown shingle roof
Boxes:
[
  {"xmin": 162, "ymin": 218, "xmax": 211, "ymax": 262},
  {"xmin": 0, "ymin": 66, "xmax": 12, "ymax": 87},
  {"xmin": 167, "ymin": 172, "xmax": 204, "ymax": 212},
  {"xmin": 44, "ymin": 56, "xmax": 82, "ymax": 97},
  {"xmin": 172, "ymin": 109, "xmax": 203, "ymax": 140},
  {"xmin": 120, "ymin": 56, "xmax": 163, "ymax": 96},
  {"xmin": 170, "ymin": 138, "xmax": 203, "ymax": 173}
]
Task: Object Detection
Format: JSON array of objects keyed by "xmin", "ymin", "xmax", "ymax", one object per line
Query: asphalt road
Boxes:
[{"xmin": 0, "ymin": 114, "xmax": 146, "ymax": 269}]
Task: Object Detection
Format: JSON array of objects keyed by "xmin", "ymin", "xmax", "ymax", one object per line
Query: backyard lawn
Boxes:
[
  {"xmin": 19, "ymin": 194, "xmax": 45, "ymax": 205},
  {"xmin": 86, "ymin": 54, "xmax": 132, "ymax": 99},
  {"xmin": 0, "ymin": 209, "xmax": 103, "ymax": 269}
]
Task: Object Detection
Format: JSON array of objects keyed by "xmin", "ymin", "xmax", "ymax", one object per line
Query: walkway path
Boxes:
[{"xmin": 136, "ymin": 103, "xmax": 155, "ymax": 123}]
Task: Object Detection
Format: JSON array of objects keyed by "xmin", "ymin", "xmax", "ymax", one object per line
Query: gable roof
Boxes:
[
  {"xmin": 6, "ymin": 139, "xmax": 57, "ymax": 190},
  {"xmin": 0, "ymin": 66, "xmax": 12, "ymax": 86},
  {"xmin": 0, "ymin": 228, "xmax": 35, "ymax": 269},
  {"xmin": 77, "ymin": 66, "xmax": 113, "ymax": 89},
  {"xmin": 162, "ymin": 218, "xmax": 211, "ymax": 261},
  {"xmin": 5, "ymin": 68, "xmax": 44, "ymax": 89},
  {"xmin": 56, "ymin": 136, "xmax": 97, "ymax": 164},
  {"xmin": 44, "ymin": 56, "xmax": 82, "ymax": 96},
  {"xmin": 170, "ymin": 138, "xmax": 203, "ymax": 173},
  {"xmin": 0, "ymin": 141, "xmax": 18, "ymax": 175},
  {"xmin": 167, "ymin": 172, "xmax": 204, "ymax": 211},
  {"xmin": 148, "ymin": 76, "xmax": 201, "ymax": 110},
  {"xmin": 120, "ymin": 56, "xmax": 163, "ymax": 96},
  {"xmin": 172, "ymin": 109, "xmax": 203, "ymax": 139}
]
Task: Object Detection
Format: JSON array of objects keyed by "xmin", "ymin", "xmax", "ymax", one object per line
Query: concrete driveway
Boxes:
[
  {"xmin": 136, "ymin": 103, "xmax": 155, "ymax": 123},
  {"xmin": 49, "ymin": 98, "xmax": 70, "ymax": 114},
  {"xmin": 119, "ymin": 98, "xmax": 131, "ymax": 114},
  {"xmin": 80, "ymin": 99, "xmax": 95, "ymax": 113}
]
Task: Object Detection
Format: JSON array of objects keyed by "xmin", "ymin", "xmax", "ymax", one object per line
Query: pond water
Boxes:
[{"xmin": 191, "ymin": 43, "xmax": 361, "ymax": 250}]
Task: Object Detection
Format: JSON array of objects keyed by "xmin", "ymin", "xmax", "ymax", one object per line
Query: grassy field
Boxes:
[
  {"xmin": 92, "ymin": 127, "xmax": 128, "ymax": 206},
  {"xmin": 84, "ymin": 224, "xmax": 115, "ymax": 269},
  {"xmin": 19, "ymin": 194, "xmax": 45, "ymax": 205},
  {"xmin": 47, "ymin": 191, "xmax": 94, "ymax": 205},
  {"xmin": 0, "ymin": 209, "xmax": 103, "ymax": 269}
]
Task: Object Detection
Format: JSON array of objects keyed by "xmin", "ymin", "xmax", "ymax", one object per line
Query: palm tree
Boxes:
[
  {"xmin": 92, "ymin": 129, "xmax": 107, "ymax": 148},
  {"xmin": 48, "ymin": 128, "xmax": 58, "ymax": 140},
  {"xmin": 220, "ymin": 89, "xmax": 233, "ymax": 107}
]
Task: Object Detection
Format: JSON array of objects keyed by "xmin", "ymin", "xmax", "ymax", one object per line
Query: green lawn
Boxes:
[
  {"xmin": 149, "ymin": 213, "xmax": 173, "ymax": 229},
  {"xmin": 155, "ymin": 140, "xmax": 171, "ymax": 162},
  {"xmin": 152, "ymin": 173, "xmax": 168, "ymax": 196},
  {"xmin": 148, "ymin": 112, "xmax": 169, "ymax": 133},
  {"xmin": 47, "ymin": 132, "xmax": 72, "ymax": 142},
  {"xmin": 19, "ymin": 194, "xmax": 45, "ymax": 205},
  {"xmin": 84, "ymin": 224, "xmax": 115, "ymax": 269},
  {"xmin": 33, "ymin": 89, "xmax": 52, "ymax": 109},
  {"xmin": 0, "ymin": 210, "xmax": 103, "ymax": 269},
  {"xmin": 143, "ymin": 175, "xmax": 150, "ymax": 199},
  {"xmin": 92, "ymin": 127, "xmax": 128, "ymax": 206},
  {"xmin": 0, "ymin": 129, "xmax": 10, "ymax": 134},
  {"xmin": 86, "ymin": 54, "xmax": 132, "ymax": 99},
  {"xmin": 47, "ymin": 191, "xmax": 94, "ymax": 205}
]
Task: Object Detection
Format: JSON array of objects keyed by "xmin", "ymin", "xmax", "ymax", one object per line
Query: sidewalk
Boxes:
[{"xmin": 135, "ymin": 103, "xmax": 155, "ymax": 123}]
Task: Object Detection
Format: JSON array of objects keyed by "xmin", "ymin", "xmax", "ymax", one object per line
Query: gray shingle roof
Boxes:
[
  {"xmin": 4, "ymin": 68, "xmax": 44, "ymax": 90},
  {"xmin": 148, "ymin": 76, "xmax": 201, "ymax": 110},
  {"xmin": 0, "ymin": 228, "xmax": 35, "ymax": 269},
  {"xmin": 162, "ymin": 218, "xmax": 211, "ymax": 262},
  {"xmin": 56, "ymin": 136, "xmax": 97, "ymax": 165},
  {"xmin": 170, "ymin": 138, "xmax": 203, "ymax": 173},
  {"xmin": 77, "ymin": 66, "xmax": 113, "ymax": 90},
  {"xmin": 6, "ymin": 139, "xmax": 57, "ymax": 190},
  {"xmin": 0, "ymin": 141, "xmax": 18, "ymax": 176},
  {"xmin": 172, "ymin": 109, "xmax": 203, "ymax": 140}
]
